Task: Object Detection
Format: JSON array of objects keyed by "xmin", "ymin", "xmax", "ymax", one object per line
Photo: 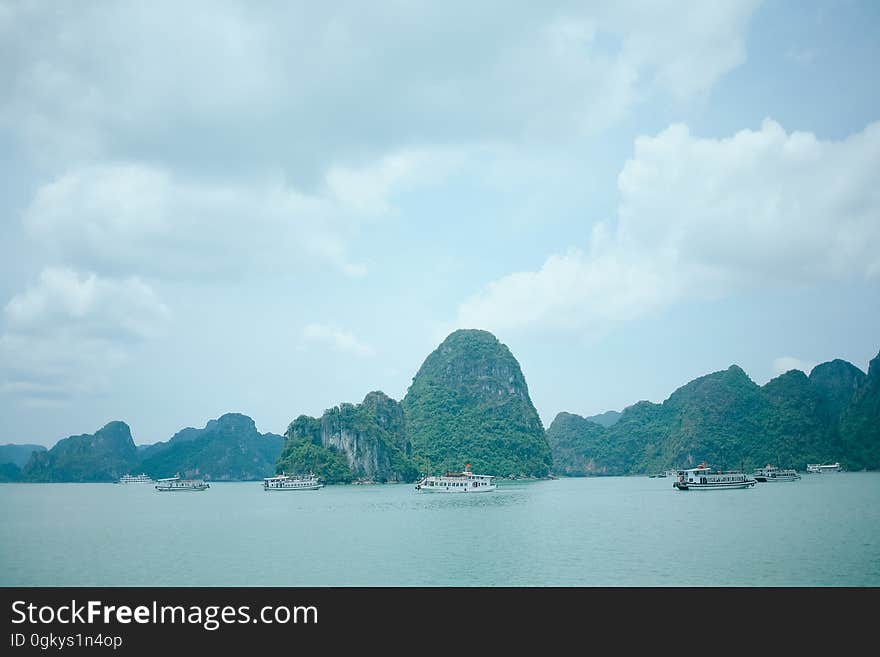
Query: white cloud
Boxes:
[
  {"xmin": 0, "ymin": 267, "xmax": 171, "ymax": 403},
  {"xmin": 301, "ymin": 323, "xmax": 375, "ymax": 358},
  {"xmin": 5, "ymin": 267, "xmax": 170, "ymax": 340},
  {"xmin": 20, "ymin": 144, "xmax": 534, "ymax": 283},
  {"xmin": 23, "ymin": 163, "xmax": 370, "ymax": 279},
  {"xmin": 458, "ymin": 119, "xmax": 880, "ymax": 335},
  {"xmin": 1, "ymin": 2, "xmax": 760, "ymax": 172},
  {"xmin": 325, "ymin": 147, "xmax": 468, "ymax": 216},
  {"xmin": 772, "ymin": 357, "xmax": 816, "ymax": 377},
  {"xmin": 611, "ymin": 1, "xmax": 759, "ymax": 101}
]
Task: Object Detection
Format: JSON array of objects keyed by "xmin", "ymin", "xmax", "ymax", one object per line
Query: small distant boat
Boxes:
[
  {"xmin": 673, "ymin": 463, "xmax": 756, "ymax": 491},
  {"xmin": 415, "ymin": 464, "xmax": 496, "ymax": 493},
  {"xmin": 155, "ymin": 475, "xmax": 209, "ymax": 491},
  {"xmin": 754, "ymin": 464, "xmax": 800, "ymax": 482},
  {"xmin": 263, "ymin": 473, "xmax": 323, "ymax": 491},
  {"xmin": 648, "ymin": 472, "xmax": 667, "ymax": 478},
  {"xmin": 118, "ymin": 473, "xmax": 154, "ymax": 484},
  {"xmin": 806, "ymin": 462, "xmax": 842, "ymax": 474}
]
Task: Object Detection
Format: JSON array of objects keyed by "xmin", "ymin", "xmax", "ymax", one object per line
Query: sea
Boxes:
[{"xmin": 2, "ymin": 473, "xmax": 879, "ymax": 587}]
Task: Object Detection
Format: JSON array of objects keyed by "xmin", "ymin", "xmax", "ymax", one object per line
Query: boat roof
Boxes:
[{"xmin": 265, "ymin": 473, "xmax": 316, "ymax": 479}]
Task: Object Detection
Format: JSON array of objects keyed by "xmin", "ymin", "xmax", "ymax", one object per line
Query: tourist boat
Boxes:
[
  {"xmin": 415, "ymin": 464, "xmax": 496, "ymax": 493},
  {"xmin": 118, "ymin": 473, "xmax": 155, "ymax": 484},
  {"xmin": 806, "ymin": 462, "xmax": 842, "ymax": 473},
  {"xmin": 673, "ymin": 464, "xmax": 756, "ymax": 490},
  {"xmin": 154, "ymin": 475, "xmax": 210, "ymax": 491},
  {"xmin": 754, "ymin": 464, "xmax": 800, "ymax": 482},
  {"xmin": 263, "ymin": 473, "xmax": 323, "ymax": 491}
]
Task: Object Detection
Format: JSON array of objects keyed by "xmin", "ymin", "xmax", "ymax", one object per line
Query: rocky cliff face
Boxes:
[
  {"xmin": 278, "ymin": 391, "xmax": 418, "ymax": 483},
  {"xmin": 839, "ymin": 350, "xmax": 880, "ymax": 470},
  {"xmin": 321, "ymin": 392, "xmax": 415, "ymax": 481},
  {"xmin": 809, "ymin": 359, "xmax": 867, "ymax": 421},
  {"xmin": 402, "ymin": 329, "xmax": 551, "ymax": 477},
  {"xmin": 23, "ymin": 421, "xmax": 138, "ymax": 482}
]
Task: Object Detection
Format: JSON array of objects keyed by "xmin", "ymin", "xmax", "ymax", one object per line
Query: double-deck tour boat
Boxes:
[
  {"xmin": 806, "ymin": 462, "xmax": 842, "ymax": 474},
  {"xmin": 118, "ymin": 473, "xmax": 155, "ymax": 484},
  {"xmin": 754, "ymin": 464, "xmax": 801, "ymax": 482},
  {"xmin": 263, "ymin": 473, "xmax": 324, "ymax": 491},
  {"xmin": 415, "ymin": 464, "xmax": 496, "ymax": 493},
  {"xmin": 154, "ymin": 475, "xmax": 210, "ymax": 491},
  {"xmin": 673, "ymin": 464, "xmax": 756, "ymax": 491}
]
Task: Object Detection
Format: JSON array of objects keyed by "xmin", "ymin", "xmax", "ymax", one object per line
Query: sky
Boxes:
[{"xmin": 1, "ymin": 0, "xmax": 879, "ymax": 447}]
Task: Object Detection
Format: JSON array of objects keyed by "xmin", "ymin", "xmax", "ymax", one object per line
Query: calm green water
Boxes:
[{"xmin": 2, "ymin": 473, "xmax": 879, "ymax": 586}]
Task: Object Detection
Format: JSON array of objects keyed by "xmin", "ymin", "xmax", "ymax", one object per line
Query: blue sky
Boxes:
[{"xmin": 1, "ymin": 0, "xmax": 878, "ymax": 446}]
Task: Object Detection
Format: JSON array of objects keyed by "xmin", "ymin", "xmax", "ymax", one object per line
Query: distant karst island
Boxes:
[{"xmin": 2, "ymin": 329, "xmax": 878, "ymax": 483}]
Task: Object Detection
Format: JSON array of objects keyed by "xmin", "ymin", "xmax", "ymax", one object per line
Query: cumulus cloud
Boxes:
[
  {"xmin": 21, "ymin": 141, "xmax": 582, "ymax": 282},
  {"xmin": 0, "ymin": 0, "xmax": 763, "ymax": 407},
  {"xmin": 5, "ymin": 267, "xmax": 170, "ymax": 339},
  {"xmin": 772, "ymin": 357, "xmax": 816, "ymax": 377},
  {"xmin": 23, "ymin": 163, "xmax": 356, "ymax": 279},
  {"xmin": 0, "ymin": 268, "xmax": 171, "ymax": 403},
  {"xmin": 1, "ymin": 1, "xmax": 759, "ymax": 174},
  {"xmin": 301, "ymin": 323, "xmax": 375, "ymax": 358},
  {"xmin": 325, "ymin": 147, "xmax": 469, "ymax": 216},
  {"xmin": 458, "ymin": 119, "xmax": 880, "ymax": 335}
]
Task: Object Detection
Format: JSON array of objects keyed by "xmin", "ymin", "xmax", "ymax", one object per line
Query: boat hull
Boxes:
[
  {"xmin": 674, "ymin": 480, "xmax": 755, "ymax": 490},
  {"xmin": 155, "ymin": 486, "xmax": 209, "ymax": 491},
  {"xmin": 264, "ymin": 484, "xmax": 324, "ymax": 491},
  {"xmin": 415, "ymin": 485, "xmax": 497, "ymax": 493},
  {"xmin": 806, "ymin": 464, "xmax": 842, "ymax": 473}
]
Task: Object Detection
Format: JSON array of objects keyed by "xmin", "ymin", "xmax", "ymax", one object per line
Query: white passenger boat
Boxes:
[
  {"xmin": 263, "ymin": 473, "xmax": 323, "ymax": 491},
  {"xmin": 118, "ymin": 473, "xmax": 155, "ymax": 484},
  {"xmin": 673, "ymin": 464, "xmax": 756, "ymax": 491},
  {"xmin": 806, "ymin": 462, "xmax": 842, "ymax": 473},
  {"xmin": 154, "ymin": 475, "xmax": 210, "ymax": 491},
  {"xmin": 754, "ymin": 464, "xmax": 800, "ymax": 482},
  {"xmin": 415, "ymin": 464, "xmax": 496, "ymax": 493}
]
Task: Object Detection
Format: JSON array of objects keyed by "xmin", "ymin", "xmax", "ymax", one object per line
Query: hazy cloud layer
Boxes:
[
  {"xmin": 301, "ymin": 323, "xmax": 375, "ymax": 358},
  {"xmin": 23, "ymin": 163, "xmax": 368, "ymax": 279},
  {"xmin": 459, "ymin": 119, "xmax": 880, "ymax": 335},
  {"xmin": 3, "ymin": 0, "xmax": 762, "ymax": 335},
  {"xmin": 2, "ymin": 1, "xmax": 758, "ymax": 177},
  {"xmin": 1, "ymin": 268, "xmax": 171, "ymax": 403}
]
